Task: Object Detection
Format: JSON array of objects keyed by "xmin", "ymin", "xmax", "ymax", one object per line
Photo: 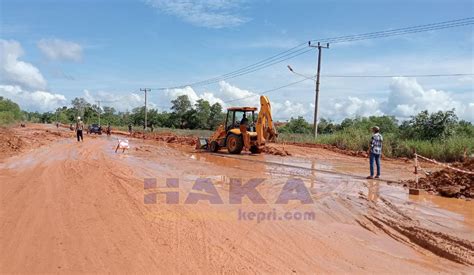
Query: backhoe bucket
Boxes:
[{"xmin": 196, "ymin": 137, "xmax": 209, "ymax": 150}]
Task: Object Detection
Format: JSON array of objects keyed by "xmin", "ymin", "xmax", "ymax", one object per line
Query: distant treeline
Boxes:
[
  {"xmin": 5, "ymin": 95, "xmax": 226, "ymax": 130},
  {"xmin": 1, "ymin": 95, "xmax": 473, "ymax": 161}
]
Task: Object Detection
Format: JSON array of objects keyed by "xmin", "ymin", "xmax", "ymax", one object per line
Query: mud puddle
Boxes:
[{"xmin": 118, "ymin": 138, "xmax": 474, "ymax": 236}]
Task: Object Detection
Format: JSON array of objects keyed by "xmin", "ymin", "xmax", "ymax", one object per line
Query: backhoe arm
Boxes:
[{"xmin": 256, "ymin": 95, "xmax": 277, "ymax": 145}]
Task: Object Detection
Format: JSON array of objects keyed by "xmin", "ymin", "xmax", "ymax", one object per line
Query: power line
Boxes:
[
  {"xmin": 167, "ymin": 42, "xmax": 310, "ymax": 89},
  {"xmin": 151, "ymin": 47, "xmax": 312, "ymax": 90},
  {"xmin": 324, "ymin": 73, "xmax": 474, "ymax": 78},
  {"xmin": 138, "ymin": 73, "xmax": 471, "ymax": 111},
  {"xmin": 312, "ymin": 17, "xmax": 474, "ymax": 44},
  {"xmin": 223, "ymin": 78, "xmax": 310, "ymax": 104},
  {"xmin": 297, "ymin": 73, "xmax": 474, "ymax": 79},
  {"xmin": 149, "ymin": 17, "xmax": 473, "ymax": 91},
  {"xmin": 225, "ymin": 72, "xmax": 473, "ymax": 104}
]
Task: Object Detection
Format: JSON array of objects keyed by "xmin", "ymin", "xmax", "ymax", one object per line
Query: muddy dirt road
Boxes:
[{"xmin": 1, "ymin": 125, "xmax": 473, "ymax": 273}]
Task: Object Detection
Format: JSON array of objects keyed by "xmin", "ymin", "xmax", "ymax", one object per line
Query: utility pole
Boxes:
[
  {"xmin": 308, "ymin": 41, "xmax": 329, "ymax": 138},
  {"xmin": 96, "ymin": 100, "xmax": 101, "ymax": 126},
  {"xmin": 140, "ymin": 88, "xmax": 151, "ymax": 131}
]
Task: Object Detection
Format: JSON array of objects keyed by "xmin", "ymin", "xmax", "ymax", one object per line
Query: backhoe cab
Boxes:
[{"xmin": 197, "ymin": 96, "xmax": 277, "ymax": 154}]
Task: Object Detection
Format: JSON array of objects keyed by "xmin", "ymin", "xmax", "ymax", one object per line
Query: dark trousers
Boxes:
[
  {"xmin": 77, "ymin": 130, "xmax": 83, "ymax": 142},
  {"xmin": 370, "ymin": 152, "xmax": 381, "ymax": 176}
]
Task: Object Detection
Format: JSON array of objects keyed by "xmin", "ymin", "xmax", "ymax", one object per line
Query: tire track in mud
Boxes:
[
  {"xmin": 135, "ymin": 142, "xmax": 474, "ymax": 268},
  {"xmin": 200, "ymin": 151, "xmax": 474, "ymax": 266},
  {"xmin": 355, "ymin": 191, "xmax": 474, "ymax": 266}
]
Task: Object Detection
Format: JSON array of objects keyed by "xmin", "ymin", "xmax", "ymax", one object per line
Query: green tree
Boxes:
[
  {"xmin": 130, "ymin": 106, "xmax": 146, "ymax": 127},
  {"xmin": 318, "ymin": 118, "xmax": 337, "ymax": 134},
  {"xmin": 455, "ymin": 120, "xmax": 474, "ymax": 137},
  {"xmin": 278, "ymin": 116, "xmax": 312, "ymax": 134},
  {"xmin": 0, "ymin": 97, "xmax": 22, "ymax": 124},
  {"xmin": 400, "ymin": 109, "xmax": 458, "ymax": 140},
  {"xmin": 194, "ymin": 99, "xmax": 211, "ymax": 129},
  {"xmin": 171, "ymin": 95, "xmax": 192, "ymax": 128},
  {"xmin": 70, "ymin": 97, "xmax": 90, "ymax": 119},
  {"xmin": 208, "ymin": 102, "xmax": 225, "ymax": 130}
]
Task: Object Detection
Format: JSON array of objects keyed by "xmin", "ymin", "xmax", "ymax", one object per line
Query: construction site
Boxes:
[
  {"xmin": 1, "ymin": 1, "xmax": 474, "ymax": 273},
  {"xmin": 1, "ymin": 108, "xmax": 473, "ymax": 273}
]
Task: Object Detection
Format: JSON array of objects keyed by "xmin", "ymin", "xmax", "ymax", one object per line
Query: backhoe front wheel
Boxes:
[
  {"xmin": 250, "ymin": 145, "xmax": 261, "ymax": 154},
  {"xmin": 209, "ymin": 141, "xmax": 219, "ymax": 152},
  {"xmin": 227, "ymin": 134, "xmax": 243, "ymax": 154}
]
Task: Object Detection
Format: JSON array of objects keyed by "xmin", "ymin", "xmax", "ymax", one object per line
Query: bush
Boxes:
[
  {"xmin": 0, "ymin": 97, "xmax": 22, "ymax": 125},
  {"xmin": 277, "ymin": 110, "xmax": 473, "ymax": 162},
  {"xmin": 278, "ymin": 116, "xmax": 312, "ymax": 134}
]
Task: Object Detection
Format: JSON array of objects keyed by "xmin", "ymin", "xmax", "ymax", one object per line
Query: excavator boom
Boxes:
[{"xmin": 256, "ymin": 95, "xmax": 277, "ymax": 145}]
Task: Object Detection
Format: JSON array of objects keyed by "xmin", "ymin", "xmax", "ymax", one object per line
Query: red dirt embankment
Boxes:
[
  {"xmin": 112, "ymin": 130, "xmax": 197, "ymax": 146},
  {"xmin": 112, "ymin": 130, "xmax": 291, "ymax": 156},
  {"xmin": 404, "ymin": 159, "xmax": 474, "ymax": 198},
  {"xmin": 0, "ymin": 125, "xmax": 73, "ymax": 161}
]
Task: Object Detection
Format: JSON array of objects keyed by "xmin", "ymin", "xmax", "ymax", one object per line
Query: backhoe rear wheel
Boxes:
[{"xmin": 227, "ymin": 134, "xmax": 243, "ymax": 154}]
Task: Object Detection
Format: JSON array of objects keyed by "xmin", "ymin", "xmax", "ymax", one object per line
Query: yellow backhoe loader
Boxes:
[{"xmin": 196, "ymin": 95, "xmax": 277, "ymax": 154}]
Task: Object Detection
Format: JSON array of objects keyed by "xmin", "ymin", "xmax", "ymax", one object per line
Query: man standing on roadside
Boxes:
[
  {"xmin": 76, "ymin": 117, "xmax": 84, "ymax": 142},
  {"xmin": 367, "ymin": 126, "xmax": 383, "ymax": 179}
]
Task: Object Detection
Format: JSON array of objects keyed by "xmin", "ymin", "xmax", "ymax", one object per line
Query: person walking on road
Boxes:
[
  {"xmin": 128, "ymin": 123, "xmax": 132, "ymax": 135},
  {"xmin": 367, "ymin": 126, "xmax": 383, "ymax": 179},
  {"xmin": 76, "ymin": 117, "xmax": 84, "ymax": 142},
  {"xmin": 106, "ymin": 123, "xmax": 111, "ymax": 136}
]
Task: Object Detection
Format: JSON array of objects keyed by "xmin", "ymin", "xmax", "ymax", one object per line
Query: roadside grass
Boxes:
[
  {"xmin": 278, "ymin": 130, "xmax": 473, "ymax": 162},
  {"xmin": 111, "ymin": 125, "xmax": 472, "ymax": 162}
]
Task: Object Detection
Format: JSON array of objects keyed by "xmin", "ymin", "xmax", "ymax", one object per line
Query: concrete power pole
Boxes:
[
  {"xmin": 140, "ymin": 88, "xmax": 151, "ymax": 131},
  {"xmin": 96, "ymin": 100, "xmax": 101, "ymax": 126},
  {"xmin": 308, "ymin": 41, "xmax": 329, "ymax": 138}
]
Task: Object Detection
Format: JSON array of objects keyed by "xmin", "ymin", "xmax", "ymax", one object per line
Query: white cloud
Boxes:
[
  {"xmin": 0, "ymin": 39, "xmax": 47, "ymax": 89},
  {"xmin": 217, "ymin": 80, "xmax": 258, "ymax": 107},
  {"xmin": 166, "ymin": 85, "xmax": 225, "ymax": 106},
  {"xmin": 272, "ymin": 100, "xmax": 310, "ymax": 121},
  {"xmin": 145, "ymin": 0, "xmax": 248, "ymax": 28},
  {"xmin": 384, "ymin": 77, "xmax": 472, "ymax": 120},
  {"xmin": 317, "ymin": 77, "xmax": 473, "ymax": 122},
  {"xmin": 37, "ymin": 39, "xmax": 82, "ymax": 62},
  {"xmin": 321, "ymin": 97, "xmax": 383, "ymax": 121},
  {"xmin": 165, "ymin": 81, "xmax": 309, "ymax": 120},
  {"xmin": 82, "ymin": 89, "xmax": 150, "ymax": 112},
  {"xmin": 0, "ymin": 85, "xmax": 66, "ymax": 112}
]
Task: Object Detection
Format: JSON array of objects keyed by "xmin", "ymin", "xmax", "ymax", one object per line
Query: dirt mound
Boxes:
[
  {"xmin": 122, "ymin": 131, "xmax": 290, "ymax": 156},
  {"xmin": 404, "ymin": 159, "xmax": 474, "ymax": 198},
  {"xmin": 127, "ymin": 131, "xmax": 197, "ymax": 146},
  {"xmin": 0, "ymin": 126, "xmax": 74, "ymax": 160},
  {"xmin": 0, "ymin": 129, "xmax": 25, "ymax": 155},
  {"xmin": 262, "ymin": 145, "xmax": 291, "ymax": 156}
]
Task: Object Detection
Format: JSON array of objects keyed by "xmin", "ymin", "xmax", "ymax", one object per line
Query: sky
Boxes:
[{"xmin": 0, "ymin": 0, "xmax": 473, "ymax": 122}]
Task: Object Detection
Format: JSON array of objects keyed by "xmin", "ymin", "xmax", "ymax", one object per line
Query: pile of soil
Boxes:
[
  {"xmin": 262, "ymin": 145, "xmax": 291, "ymax": 156},
  {"xmin": 404, "ymin": 159, "xmax": 474, "ymax": 198},
  {"xmin": 129, "ymin": 132, "xmax": 197, "ymax": 146},
  {"xmin": 0, "ymin": 126, "xmax": 74, "ymax": 161},
  {"xmin": 0, "ymin": 129, "xmax": 25, "ymax": 156}
]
